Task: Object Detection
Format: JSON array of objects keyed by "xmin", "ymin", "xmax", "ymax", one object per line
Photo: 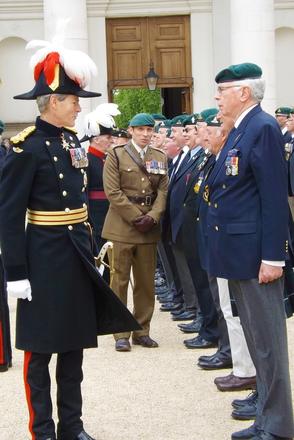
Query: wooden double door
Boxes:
[{"xmin": 106, "ymin": 15, "xmax": 193, "ymax": 115}]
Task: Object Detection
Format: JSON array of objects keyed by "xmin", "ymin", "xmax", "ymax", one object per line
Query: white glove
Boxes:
[{"xmin": 7, "ymin": 279, "xmax": 32, "ymax": 301}]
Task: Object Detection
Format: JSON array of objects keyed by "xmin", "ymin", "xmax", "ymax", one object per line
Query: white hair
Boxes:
[
  {"xmin": 235, "ymin": 78, "xmax": 265, "ymax": 103},
  {"xmin": 36, "ymin": 94, "xmax": 67, "ymax": 113}
]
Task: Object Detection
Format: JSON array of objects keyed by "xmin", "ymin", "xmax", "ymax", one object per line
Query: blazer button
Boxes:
[
  {"xmin": 222, "ymin": 184, "xmax": 226, "ymax": 189},
  {"xmin": 59, "ymin": 173, "xmax": 64, "ymax": 179},
  {"xmin": 62, "ymin": 190, "xmax": 67, "ymax": 197},
  {"xmin": 196, "ymin": 217, "xmax": 199, "ymax": 221},
  {"xmin": 45, "ymin": 140, "xmax": 50, "ymax": 146},
  {"xmin": 81, "ymin": 169, "xmax": 84, "ymax": 174},
  {"xmin": 214, "ymin": 203, "xmax": 218, "ymax": 208},
  {"xmin": 81, "ymin": 187, "xmax": 85, "ymax": 192},
  {"xmin": 208, "ymin": 202, "xmax": 211, "ymax": 206},
  {"xmin": 53, "ymin": 156, "xmax": 58, "ymax": 162},
  {"xmin": 68, "ymin": 225, "xmax": 73, "ymax": 231},
  {"xmin": 215, "ymin": 225, "xmax": 219, "ymax": 231}
]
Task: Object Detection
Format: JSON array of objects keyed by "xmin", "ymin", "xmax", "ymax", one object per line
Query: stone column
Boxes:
[
  {"xmin": 43, "ymin": 0, "xmax": 93, "ymax": 134},
  {"xmin": 230, "ymin": 0, "xmax": 276, "ymax": 113}
]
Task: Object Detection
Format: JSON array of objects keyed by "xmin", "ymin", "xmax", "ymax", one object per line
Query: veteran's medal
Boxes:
[
  {"xmin": 285, "ymin": 142, "xmax": 293, "ymax": 161},
  {"xmin": 203, "ymin": 184, "xmax": 210, "ymax": 202},
  {"xmin": 69, "ymin": 147, "xmax": 89, "ymax": 168}
]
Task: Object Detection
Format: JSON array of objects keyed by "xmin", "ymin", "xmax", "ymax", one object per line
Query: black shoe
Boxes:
[
  {"xmin": 160, "ymin": 302, "xmax": 182, "ymax": 312},
  {"xmin": 231, "ymin": 424, "xmax": 259, "ymax": 439},
  {"xmin": 0, "ymin": 363, "xmax": 9, "ymax": 372},
  {"xmin": 197, "ymin": 355, "xmax": 233, "ymax": 370},
  {"xmin": 232, "ymin": 402, "xmax": 257, "ymax": 420},
  {"xmin": 198, "ymin": 351, "xmax": 219, "ymax": 362},
  {"xmin": 170, "ymin": 307, "xmax": 186, "ymax": 316},
  {"xmin": 115, "ymin": 338, "xmax": 131, "ymax": 352},
  {"xmin": 184, "ymin": 335, "xmax": 217, "ymax": 349},
  {"xmin": 172, "ymin": 310, "xmax": 196, "ymax": 321},
  {"xmin": 178, "ymin": 318, "xmax": 202, "ymax": 333},
  {"xmin": 232, "ymin": 391, "xmax": 258, "ymax": 410},
  {"xmin": 251, "ymin": 431, "xmax": 292, "ymax": 440},
  {"xmin": 158, "ymin": 294, "xmax": 174, "ymax": 303},
  {"xmin": 155, "ymin": 285, "xmax": 170, "ymax": 295},
  {"xmin": 76, "ymin": 431, "xmax": 96, "ymax": 440}
]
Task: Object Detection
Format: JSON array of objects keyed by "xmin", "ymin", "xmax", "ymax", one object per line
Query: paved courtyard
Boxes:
[{"xmin": 2, "ymin": 297, "xmax": 294, "ymax": 440}]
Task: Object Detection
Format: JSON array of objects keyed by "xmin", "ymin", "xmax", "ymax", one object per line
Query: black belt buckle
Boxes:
[{"xmin": 145, "ymin": 195, "xmax": 152, "ymax": 206}]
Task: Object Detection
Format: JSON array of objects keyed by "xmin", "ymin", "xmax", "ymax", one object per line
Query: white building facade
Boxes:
[{"xmin": 0, "ymin": 0, "xmax": 294, "ymax": 134}]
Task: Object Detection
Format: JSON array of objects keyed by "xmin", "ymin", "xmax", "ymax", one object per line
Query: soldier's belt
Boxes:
[
  {"xmin": 27, "ymin": 207, "xmax": 88, "ymax": 226},
  {"xmin": 127, "ymin": 194, "xmax": 157, "ymax": 206}
]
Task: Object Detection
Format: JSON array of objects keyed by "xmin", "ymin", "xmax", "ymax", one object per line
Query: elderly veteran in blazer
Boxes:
[
  {"xmin": 0, "ymin": 39, "xmax": 139, "ymax": 440},
  {"xmin": 204, "ymin": 62, "xmax": 293, "ymax": 440},
  {"xmin": 102, "ymin": 113, "xmax": 168, "ymax": 351}
]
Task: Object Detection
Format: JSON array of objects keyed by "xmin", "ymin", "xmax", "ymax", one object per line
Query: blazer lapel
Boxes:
[{"xmin": 175, "ymin": 148, "xmax": 203, "ymax": 181}]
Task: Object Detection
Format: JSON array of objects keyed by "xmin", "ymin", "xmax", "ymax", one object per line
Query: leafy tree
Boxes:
[{"xmin": 113, "ymin": 88, "xmax": 161, "ymax": 128}]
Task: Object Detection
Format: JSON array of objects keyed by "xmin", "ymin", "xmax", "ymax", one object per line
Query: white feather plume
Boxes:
[
  {"xmin": 84, "ymin": 103, "xmax": 121, "ymax": 137},
  {"xmin": 25, "ymin": 18, "xmax": 97, "ymax": 87}
]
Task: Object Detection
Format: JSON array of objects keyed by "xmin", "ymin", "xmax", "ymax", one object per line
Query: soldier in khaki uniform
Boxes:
[{"xmin": 102, "ymin": 113, "xmax": 169, "ymax": 351}]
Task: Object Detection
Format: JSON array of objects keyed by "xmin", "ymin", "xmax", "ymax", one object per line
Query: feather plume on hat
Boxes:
[
  {"xmin": 14, "ymin": 18, "xmax": 101, "ymax": 100},
  {"xmin": 84, "ymin": 103, "xmax": 121, "ymax": 137}
]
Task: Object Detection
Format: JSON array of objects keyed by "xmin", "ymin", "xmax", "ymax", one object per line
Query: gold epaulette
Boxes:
[
  {"xmin": 64, "ymin": 126, "xmax": 78, "ymax": 134},
  {"xmin": 10, "ymin": 126, "xmax": 36, "ymax": 145}
]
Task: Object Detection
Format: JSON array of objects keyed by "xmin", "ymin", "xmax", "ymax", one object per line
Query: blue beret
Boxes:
[
  {"xmin": 215, "ymin": 62, "xmax": 262, "ymax": 84},
  {"xmin": 128, "ymin": 113, "xmax": 155, "ymax": 127}
]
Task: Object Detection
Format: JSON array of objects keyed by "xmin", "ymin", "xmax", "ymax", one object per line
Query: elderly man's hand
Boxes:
[
  {"xmin": 258, "ymin": 262, "xmax": 283, "ymax": 284},
  {"xmin": 133, "ymin": 215, "xmax": 155, "ymax": 233}
]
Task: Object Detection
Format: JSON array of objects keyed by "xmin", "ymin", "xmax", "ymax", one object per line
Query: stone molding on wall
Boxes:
[{"xmin": 0, "ymin": 0, "xmax": 293, "ymax": 21}]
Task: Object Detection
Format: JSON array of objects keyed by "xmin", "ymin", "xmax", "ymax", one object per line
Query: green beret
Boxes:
[
  {"xmin": 206, "ymin": 115, "xmax": 222, "ymax": 127},
  {"xmin": 200, "ymin": 108, "xmax": 218, "ymax": 122},
  {"xmin": 128, "ymin": 113, "xmax": 155, "ymax": 127},
  {"xmin": 170, "ymin": 115, "xmax": 187, "ymax": 127},
  {"xmin": 158, "ymin": 119, "xmax": 172, "ymax": 129},
  {"xmin": 0, "ymin": 120, "xmax": 4, "ymax": 134},
  {"xmin": 215, "ymin": 62, "xmax": 262, "ymax": 84},
  {"xmin": 151, "ymin": 113, "xmax": 166, "ymax": 121},
  {"xmin": 183, "ymin": 114, "xmax": 198, "ymax": 126},
  {"xmin": 275, "ymin": 107, "xmax": 292, "ymax": 116}
]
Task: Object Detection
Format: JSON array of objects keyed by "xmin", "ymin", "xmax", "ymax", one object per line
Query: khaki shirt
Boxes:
[{"xmin": 102, "ymin": 141, "xmax": 168, "ymax": 244}]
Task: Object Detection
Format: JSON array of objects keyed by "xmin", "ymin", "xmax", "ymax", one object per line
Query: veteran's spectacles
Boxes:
[{"xmin": 216, "ymin": 85, "xmax": 242, "ymax": 95}]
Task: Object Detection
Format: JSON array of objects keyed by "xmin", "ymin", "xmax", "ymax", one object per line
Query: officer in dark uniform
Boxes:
[
  {"xmin": 0, "ymin": 42, "xmax": 139, "ymax": 440},
  {"xmin": 80, "ymin": 104, "xmax": 121, "ymax": 253},
  {"xmin": 0, "ymin": 119, "xmax": 12, "ymax": 373}
]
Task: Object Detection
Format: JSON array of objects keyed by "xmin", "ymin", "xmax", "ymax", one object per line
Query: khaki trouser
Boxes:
[{"xmin": 111, "ymin": 241, "xmax": 157, "ymax": 340}]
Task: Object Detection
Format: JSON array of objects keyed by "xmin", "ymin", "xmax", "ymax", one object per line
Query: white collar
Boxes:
[{"xmin": 235, "ymin": 104, "xmax": 258, "ymax": 128}]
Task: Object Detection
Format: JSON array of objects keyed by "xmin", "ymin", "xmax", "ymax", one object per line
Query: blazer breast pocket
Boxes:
[{"xmin": 226, "ymin": 222, "xmax": 257, "ymax": 235}]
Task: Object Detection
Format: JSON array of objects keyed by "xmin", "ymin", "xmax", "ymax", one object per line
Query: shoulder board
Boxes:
[
  {"xmin": 64, "ymin": 126, "xmax": 78, "ymax": 134},
  {"xmin": 10, "ymin": 126, "xmax": 36, "ymax": 145},
  {"xmin": 150, "ymin": 146, "xmax": 165, "ymax": 155}
]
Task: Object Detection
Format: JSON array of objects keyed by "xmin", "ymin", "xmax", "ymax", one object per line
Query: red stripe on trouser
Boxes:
[
  {"xmin": 0, "ymin": 320, "xmax": 4, "ymax": 364},
  {"xmin": 24, "ymin": 352, "xmax": 36, "ymax": 440}
]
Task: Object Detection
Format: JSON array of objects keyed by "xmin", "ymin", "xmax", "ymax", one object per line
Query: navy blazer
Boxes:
[
  {"xmin": 203, "ymin": 105, "xmax": 288, "ymax": 280},
  {"xmin": 168, "ymin": 148, "xmax": 204, "ymax": 243}
]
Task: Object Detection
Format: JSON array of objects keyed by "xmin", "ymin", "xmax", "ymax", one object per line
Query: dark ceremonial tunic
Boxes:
[
  {"xmin": 87, "ymin": 147, "xmax": 109, "ymax": 251},
  {"xmin": 0, "ymin": 117, "xmax": 139, "ymax": 354}
]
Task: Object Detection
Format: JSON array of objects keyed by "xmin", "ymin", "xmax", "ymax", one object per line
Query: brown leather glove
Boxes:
[{"xmin": 133, "ymin": 215, "xmax": 155, "ymax": 233}]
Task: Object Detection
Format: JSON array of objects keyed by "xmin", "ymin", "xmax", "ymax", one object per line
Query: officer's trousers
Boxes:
[
  {"xmin": 0, "ymin": 255, "xmax": 11, "ymax": 368},
  {"xmin": 111, "ymin": 241, "xmax": 157, "ymax": 339},
  {"xmin": 24, "ymin": 350, "xmax": 84, "ymax": 440}
]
